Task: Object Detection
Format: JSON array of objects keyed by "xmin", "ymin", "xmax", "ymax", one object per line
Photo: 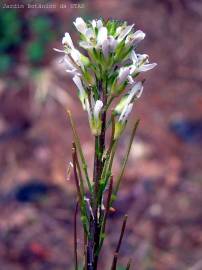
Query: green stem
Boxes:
[
  {"xmin": 67, "ymin": 110, "xmax": 93, "ymax": 193},
  {"xmin": 98, "ymin": 177, "xmax": 113, "ymax": 250},
  {"xmin": 72, "ymin": 144, "xmax": 89, "ymax": 235},
  {"xmin": 114, "ymin": 119, "xmax": 140, "ymax": 196}
]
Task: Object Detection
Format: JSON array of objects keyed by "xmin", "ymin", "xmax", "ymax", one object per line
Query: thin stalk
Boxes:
[
  {"xmin": 98, "ymin": 177, "xmax": 113, "ymax": 250},
  {"xmin": 114, "ymin": 119, "xmax": 140, "ymax": 196},
  {"xmin": 73, "ymin": 142, "xmax": 90, "ymax": 227},
  {"xmin": 98, "ymin": 114, "xmax": 115, "ymax": 199},
  {"xmin": 99, "ymin": 116, "xmax": 117, "ymax": 189},
  {"xmin": 103, "ymin": 96, "xmax": 114, "ymax": 111},
  {"xmin": 67, "ymin": 110, "xmax": 92, "ymax": 193},
  {"xmin": 100, "ymin": 139, "xmax": 118, "ymax": 194},
  {"xmin": 74, "ymin": 202, "xmax": 79, "ymax": 270},
  {"xmin": 87, "ymin": 79, "xmax": 107, "ymax": 270},
  {"xmin": 93, "ymin": 99, "xmax": 107, "ymax": 268},
  {"xmin": 72, "ymin": 144, "xmax": 89, "ymax": 235},
  {"xmin": 111, "ymin": 215, "xmax": 128, "ymax": 270},
  {"xmin": 72, "ymin": 145, "xmax": 83, "ymax": 206},
  {"xmin": 107, "ymin": 139, "xmax": 118, "ymax": 175},
  {"xmin": 73, "ymin": 142, "xmax": 85, "ymax": 198}
]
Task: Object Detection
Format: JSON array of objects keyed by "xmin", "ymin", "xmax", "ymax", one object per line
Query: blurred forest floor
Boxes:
[{"xmin": 0, "ymin": 0, "xmax": 202, "ymax": 269}]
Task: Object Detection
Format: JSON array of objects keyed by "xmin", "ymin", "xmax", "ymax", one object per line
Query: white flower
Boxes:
[
  {"xmin": 102, "ymin": 39, "xmax": 110, "ymax": 58},
  {"xmin": 73, "ymin": 17, "xmax": 87, "ymax": 34},
  {"xmin": 108, "ymin": 36, "xmax": 118, "ymax": 51},
  {"xmin": 138, "ymin": 62, "xmax": 157, "ymax": 72},
  {"xmin": 97, "ymin": 27, "xmax": 108, "ymax": 46},
  {"xmin": 115, "ymin": 81, "xmax": 143, "ymax": 115},
  {"xmin": 101, "ymin": 36, "xmax": 117, "ymax": 58},
  {"xmin": 53, "ymin": 48, "xmax": 66, "ymax": 53},
  {"xmin": 93, "ymin": 100, "xmax": 103, "ymax": 120},
  {"xmin": 130, "ymin": 51, "xmax": 157, "ymax": 74},
  {"xmin": 63, "ymin": 55, "xmax": 81, "ymax": 76},
  {"xmin": 72, "ymin": 75, "xmax": 86, "ymax": 109},
  {"xmin": 53, "ymin": 47, "xmax": 81, "ymax": 76},
  {"xmin": 86, "ymin": 99, "xmax": 103, "ymax": 121},
  {"xmin": 117, "ymin": 67, "xmax": 131, "ymax": 85},
  {"xmin": 91, "ymin": 19, "xmax": 103, "ymax": 29},
  {"xmin": 119, "ymin": 102, "xmax": 133, "ymax": 122},
  {"xmin": 114, "ymin": 99, "xmax": 134, "ymax": 139},
  {"xmin": 126, "ymin": 30, "xmax": 145, "ymax": 46},
  {"xmin": 72, "ymin": 75, "xmax": 85, "ymax": 96},
  {"xmin": 130, "ymin": 81, "xmax": 144, "ymax": 98},
  {"xmin": 127, "ymin": 75, "xmax": 134, "ymax": 84},
  {"xmin": 84, "ymin": 28, "xmax": 95, "ymax": 40},
  {"xmin": 86, "ymin": 99, "xmax": 103, "ymax": 136},
  {"xmin": 58, "ymin": 32, "xmax": 86, "ymax": 68},
  {"xmin": 70, "ymin": 48, "xmax": 83, "ymax": 67},
  {"xmin": 62, "ymin": 32, "xmax": 74, "ymax": 49},
  {"xmin": 80, "ymin": 26, "xmax": 108, "ymax": 52},
  {"xmin": 117, "ymin": 24, "xmax": 134, "ymax": 42},
  {"xmin": 79, "ymin": 41, "xmax": 94, "ymax": 50},
  {"xmin": 79, "ymin": 28, "xmax": 96, "ymax": 49},
  {"xmin": 63, "ymin": 55, "xmax": 75, "ymax": 69}
]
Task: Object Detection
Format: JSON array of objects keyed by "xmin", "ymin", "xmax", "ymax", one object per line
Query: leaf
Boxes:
[
  {"xmin": 114, "ymin": 119, "xmax": 140, "ymax": 196},
  {"xmin": 67, "ymin": 110, "xmax": 92, "ymax": 193}
]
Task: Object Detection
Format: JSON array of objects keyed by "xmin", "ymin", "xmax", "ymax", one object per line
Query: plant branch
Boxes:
[
  {"xmin": 114, "ymin": 119, "xmax": 140, "ymax": 196},
  {"xmin": 72, "ymin": 144, "xmax": 83, "ymax": 206},
  {"xmin": 72, "ymin": 143, "xmax": 89, "ymax": 235},
  {"xmin": 67, "ymin": 110, "xmax": 92, "ymax": 193},
  {"xmin": 98, "ymin": 176, "xmax": 113, "ymax": 250},
  {"xmin": 74, "ymin": 201, "xmax": 79, "ymax": 270},
  {"xmin": 111, "ymin": 215, "xmax": 128, "ymax": 270}
]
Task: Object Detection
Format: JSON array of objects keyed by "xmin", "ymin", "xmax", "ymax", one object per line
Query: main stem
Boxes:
[{"xmin": 87, "ymin": 80, "xmax": 107, "ymax": 270}]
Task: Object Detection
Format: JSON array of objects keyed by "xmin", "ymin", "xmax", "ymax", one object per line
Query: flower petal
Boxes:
[
  {"xmin": 93, "ymin": 100, "xmax": 103, "ymax": 119},
  {"xmin": 117, "ymin": 24, "xmax": 134, "ymax": 42},
  {"xmin": 139, "ymin": 63, "xmax": 157, "ymax": 72},
  {"xmin": 97, "ymin": 27, "xmax": 108, "ymax": 46},
  {"xmin": 79, "ymin": 41, "xmax": 94, "ymax": 49},
  {"xmin": 73, "ymin": 17, "xmax": 87, "ymax": 34},
  {"xmin": 130, "ymin": 81, "xmax": 143, "ymax": 98},
  {"xmin": 119, "ymin": 103, "xmax": 133, "ymax": 122},
  {"xmin": 62, "ymin": 32, "xmax": 74, "ymax": 49},
  {"xmin": 126, "ymin": 30, "xmax": 145, "ymax": 46},
  {"xmin": 118, "ymin": 67, "xmax": 131, "ymax": 84},
  {"xmin": 53, "ymin": 48, "xmax": 65, "ymax": 53},
  {"xmin": 102, "ymin": 39, "xmax": 109, "ymax": 58}
]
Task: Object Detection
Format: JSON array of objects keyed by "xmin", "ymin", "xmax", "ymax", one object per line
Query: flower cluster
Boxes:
[{"xmin": 54, "ymin": 17, "xmax": 156, "ymax": 137}]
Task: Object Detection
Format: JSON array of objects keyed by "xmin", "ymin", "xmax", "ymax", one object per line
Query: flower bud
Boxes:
[
  {"xmin": 114, "ymin": 103, "xmax": 133, "ymax": 139},
  {"xmin": 97, "ymin": 27, "xmax": 108, "ymax": 46},
  {"xmin": 73, "ymin": 17, "xmax": 87, "ymax": 34},
  {"xmin": 72, "ymin": 75, "xmax": 87, "ymax": 109},
  {"xmin": 62, "ymin": 32, "xmax": 74, "ymax": 49},
  {"xmin": 117, "ymin": 67, "xmax": 131, "ymax": 85},
  {"xmin": 126, "ymin": 30, "xmax": 145, "ymax": 46},
  {"xmin": 87, "ymin": 100, "xmax": 103, "ymax": 136},
  {"xmin": 91, "ymin": 100, "xmax": 103, "ymax": 136}
]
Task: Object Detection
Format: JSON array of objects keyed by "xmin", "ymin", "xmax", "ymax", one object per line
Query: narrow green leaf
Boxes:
[
  {"xmin": 114, "ymin": 119, "xmax": 140, "ymax": 196},
  {"xmin": 67, "ymin": 110, "xmax": 93, "ymax": 193}
]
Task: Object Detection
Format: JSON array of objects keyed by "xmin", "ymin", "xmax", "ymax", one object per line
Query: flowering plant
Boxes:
[{"xmin": 55, "ymin": 17, "xmax": 156, "ymax": 270}]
